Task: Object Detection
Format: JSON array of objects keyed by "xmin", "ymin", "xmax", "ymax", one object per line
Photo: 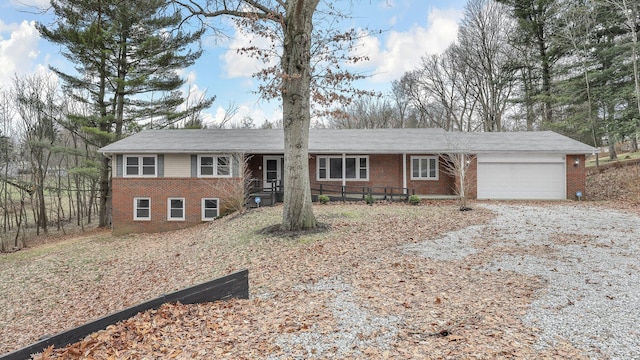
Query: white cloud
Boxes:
[
  {"xmin": 199, "ymin": 101, "xmax": 281, "ymax": 129},
  {"xmin": 352, "ymin": 7, "xmax": 462, "ymax": 83},
  {"xmin": 220, "ymin": 23, "xmax": 278, "ymax": 79},
  {"xmin": 0, "ymin": 20, "xmax": 41, "ymax": 87}
]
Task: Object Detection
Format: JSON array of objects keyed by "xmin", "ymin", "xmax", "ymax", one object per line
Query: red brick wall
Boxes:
[
  {"xmin": 467, "ymin": 157, "xmax": 478, "ymax": 199},
  {"xmin": 111, "ymin": 177, "xmax": 242, "ymax": 235},
  {"xmin": 247, "ymin": 155, "xmax": 263, "ymax": 180},
  {"xmin": 307, "ymin": 154, "xmax": 455, "ymax": 196},
  {"xmin": 566, "ymin": 154, "xmax": 586, "ymax": 199},
  {"xmin": 406, "ymin": 155, "xmax": 456, "ymax": 196}
]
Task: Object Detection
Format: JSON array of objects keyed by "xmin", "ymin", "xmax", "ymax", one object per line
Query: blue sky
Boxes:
[{"xmin": 0, "ymin": 0, "xmax": 466, "ymax": 127}]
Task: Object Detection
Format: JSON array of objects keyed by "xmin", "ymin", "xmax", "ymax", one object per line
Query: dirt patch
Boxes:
[{"xmin": 257, "ymin": 222, "xmax": 330, "ymax": 238}]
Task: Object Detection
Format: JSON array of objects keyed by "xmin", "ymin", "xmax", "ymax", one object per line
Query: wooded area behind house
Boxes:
[{"xmin": 0, "ymin": 0, "xmax": 639, "ymax": 248}]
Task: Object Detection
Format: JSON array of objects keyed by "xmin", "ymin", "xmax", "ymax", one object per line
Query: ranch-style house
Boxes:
[{"xmin": 99, "ymin": 128, "xmax": 596, "ymax": 235}]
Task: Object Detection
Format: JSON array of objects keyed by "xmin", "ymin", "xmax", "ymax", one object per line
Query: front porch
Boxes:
[{"xmin": 247, "ymin": 178, "xmax": 429, "ymax": 206}]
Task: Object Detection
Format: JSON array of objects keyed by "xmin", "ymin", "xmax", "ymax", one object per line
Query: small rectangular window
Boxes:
[
  {"xmin": 329, "ymin": 158, "xmax": 342, "ymax": 179},
  {"xmin": 412, "ymin": 158, "xmax": 420, "ymax": 178},
  {"xmin": 200, "ymin": 156, "xmax": 214, "ymax": 176},
  {"xmin": 168, "ymin": 198, "xmax": 185, "ymax": 221},
  {"xmin": 217, "ymin": 156, "xmax": 230, "ymax": 176},
  {"xmin": 134, "ymin": 197, "xmax": 151, "ymax": 220},
  {"xmin": 124, "ymin": 155, "xmax": 157, "ymax": 177},
  {"xmin": 345, "ymin": 158, "xmax": 356, "ymax": 179},
  {"xmin": 202, "ymin": 198, "xmax": 219, "ymax": 221},
  {"xmin": 318, "ymin": 158, "xmax": 327, "ymax": 179},
  {"xmin": 126, "ymin": 157, "xmax": 139, "ymax": 175},
  {"xmin": 198, "ymin": 155, "xmax": 232, "ymax": 177},
  {"xmin": 142, "ymin": 157, "xmax": 155, "ymax": 175},
  {"xmin": 359, "ymin": 158, "xmax": 367, "ymax": 179},
  {"xmin": 420, "ymin": 159, "xmax": 428, "ymax": 178},
  {"xmin": 317, "ymin": 156, "xmax": 369, "ymax": 181},
  {"xmin": 429, "ymin": 158, "xmax": 437, "ymax": 178},
  {"xmin": 411, "ymin": 156, "xmax": 439, "ymax": 180}
]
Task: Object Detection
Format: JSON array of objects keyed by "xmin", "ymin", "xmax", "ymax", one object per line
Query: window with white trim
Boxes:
[
  {"xmin": 202, "ymin": 198, "xmax": 219, "ymax": 221},
  {"xmin": 133, "ymin": 197, "xmax": 151, "ymax": 220},
  {"xmin": 317, "ymin": 156, "xmax": 368, "ymax": 181},
  {"xmin": 411, "ymin": 156, "xmax": 439, "ymax": 180},
  {"xmin": 167, "ymin": 198, "xmax": 185, "ymax": 221},
  {"xmin": 124, "ymin": 155, "xmax": 156, "ymax": 177},
  {"xmin": 198, "ymin": 155, "xmax": 232, "ymax": 177}
]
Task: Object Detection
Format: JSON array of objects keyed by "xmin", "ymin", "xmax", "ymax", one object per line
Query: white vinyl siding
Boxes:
[
  {"xmin": 317, "ymin": 155, "xmax": 368, "ymax": 181},
  {"xmin": 163, "ymin": 154, "xmax": 191, "ymax": 177},
  {"xmin": 133, "ymin": 197, "xmax": 151, "ymax": 221},
  {"xmin": 411, "ymin": 156, "xmax": 439, "ymax": 180},
  {"xmin": 202, "ymin": 198, "xmax": 219, "ymax": 221}
]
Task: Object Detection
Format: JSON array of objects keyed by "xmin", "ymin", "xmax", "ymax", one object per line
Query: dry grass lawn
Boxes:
[
  {"xmin": 2, "ymin": 198, "xmax": 634, "ymax": 359},
  {"xmin": 1, "ymin": 165, "xmax": 637, "ymax": 359}
]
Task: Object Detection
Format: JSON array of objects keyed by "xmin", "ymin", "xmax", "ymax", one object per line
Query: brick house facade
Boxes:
[{"xmin": 100, "ymin": 129, "xmax": 596, "ymax": 235}]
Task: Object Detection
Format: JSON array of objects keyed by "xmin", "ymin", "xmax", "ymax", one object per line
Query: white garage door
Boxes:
[{"xmin": 477, "ymin": 154, "xmax": 566, "ymax": 200}]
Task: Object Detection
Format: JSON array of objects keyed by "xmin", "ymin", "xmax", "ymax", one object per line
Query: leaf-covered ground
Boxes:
[
  {"xmin": 586, "ymin": 163, "xmax": 640, "ymax": 206},
  {"xmin": 0, "ymin": 200, "xmax": 630, "ymax": 359}
]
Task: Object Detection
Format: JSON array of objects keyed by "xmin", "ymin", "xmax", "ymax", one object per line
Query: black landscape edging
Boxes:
[{"xmin": 1, "ymin": 269, "xmax": 249, "ymax": 360}]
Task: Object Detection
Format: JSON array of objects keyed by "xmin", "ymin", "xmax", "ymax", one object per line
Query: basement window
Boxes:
[
  {"xmin": 133, "ymin": 197, "xmax": 151, "ymax": 221},
  {"xmin": 168, "ymin": 198, "xmax": 185, "ymax": 221},
  {"xmin": 202, "ymin": 198, "xmax": 219, "ymax": 221}
]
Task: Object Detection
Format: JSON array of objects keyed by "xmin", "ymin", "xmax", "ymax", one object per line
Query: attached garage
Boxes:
[{"xmin": 476, "ymin": 153, "xmax": 566, "ymax": 200}]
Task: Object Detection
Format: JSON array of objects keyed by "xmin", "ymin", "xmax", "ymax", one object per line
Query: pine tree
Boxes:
[
  {"xmin": 38, "ymin": 0, "xmax": 213, "ymax": 226},
  {"xmin": 497, "ymin": 0, "xmax": 562, "ymax": 126}
]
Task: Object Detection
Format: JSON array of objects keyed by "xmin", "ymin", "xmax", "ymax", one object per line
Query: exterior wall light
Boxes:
[{"xmin": 574, "ymin": 157, "xmax": 580, "ymax": 167}]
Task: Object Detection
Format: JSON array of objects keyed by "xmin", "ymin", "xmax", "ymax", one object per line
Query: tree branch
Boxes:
[{"xmin": 175, "ymin": 0, "xmax": 284, "ymax": 23}]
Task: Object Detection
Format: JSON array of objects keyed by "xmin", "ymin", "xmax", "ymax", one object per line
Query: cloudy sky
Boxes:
[{"xmin": 0, "ymin": 0, "xmax": 466, "ymax": 127}]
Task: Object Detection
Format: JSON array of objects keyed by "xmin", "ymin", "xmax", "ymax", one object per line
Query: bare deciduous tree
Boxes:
[
  {"xmin": 407, "ymin": 47, "xmax": 479, "ymax": 132},
  {"xmin": 443, "ymin": 134, "xmax": 475, "ymax": 211},
  {"xmin": 175, "ymin": 0, "xmax": 375, "ymax": 230},
  {"xmin": 456, "ymin": 0, "xmax": 517, "ymax": 132},
  {"xmin": 13, "ymin": 73, "xmax": 62, "ymax": 235},
  {"xmin": 327, "ymin": 95, "xmax": 395, "ymax": 129},
  {"xmin": 205, "ymin": 153, "xmax": 253, "ymax": 215}
]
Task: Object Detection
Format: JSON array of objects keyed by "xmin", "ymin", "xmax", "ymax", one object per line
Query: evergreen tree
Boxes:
[
  {"xmin": 38, "ymin": 0, "xmax": 214, "ymax": 226},
  {"xmin": 497, "ymin": 0, "xmax": 563, "ymax": 126}
]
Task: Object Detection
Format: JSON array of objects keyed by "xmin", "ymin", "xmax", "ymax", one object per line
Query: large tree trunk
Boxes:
[
  {"xmin": 281, "ymin": 0, "xmax": 318, "ymax": 231},
  {"xmin": 98, "ymin": 156, "xmax": 111, "ymax": 227}
]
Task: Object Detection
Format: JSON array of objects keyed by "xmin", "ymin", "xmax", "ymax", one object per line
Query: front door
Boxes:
[{"xmin": 263, "ymin": 156, "xmax": 284, "ymax": 190}]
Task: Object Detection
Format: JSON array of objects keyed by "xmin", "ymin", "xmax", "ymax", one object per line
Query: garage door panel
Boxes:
[{"xmin": 477, "ymin": 159, "xmax": 566, "ymax": 200}]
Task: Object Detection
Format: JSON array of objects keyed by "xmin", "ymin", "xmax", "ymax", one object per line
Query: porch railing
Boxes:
[
  {"xmin": 312, "ymin": 183, "xmax": 414, "ymax": 202},
  {"xmin": 248, "ymin": 178, "xmax": 284, "ymax": 194},
  {"xmin": 247, "ymin": 179, "xmax": 414, "ymax": 205}
]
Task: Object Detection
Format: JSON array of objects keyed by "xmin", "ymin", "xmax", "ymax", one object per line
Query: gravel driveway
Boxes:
[{"xmin": 406, "ymin": 203, "xmax": 640, "ymax": 359}]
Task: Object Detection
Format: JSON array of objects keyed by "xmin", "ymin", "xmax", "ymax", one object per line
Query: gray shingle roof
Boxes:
[{"xmin": 98, "ymin": 128, "xmax": 597, "ymax": 155}]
